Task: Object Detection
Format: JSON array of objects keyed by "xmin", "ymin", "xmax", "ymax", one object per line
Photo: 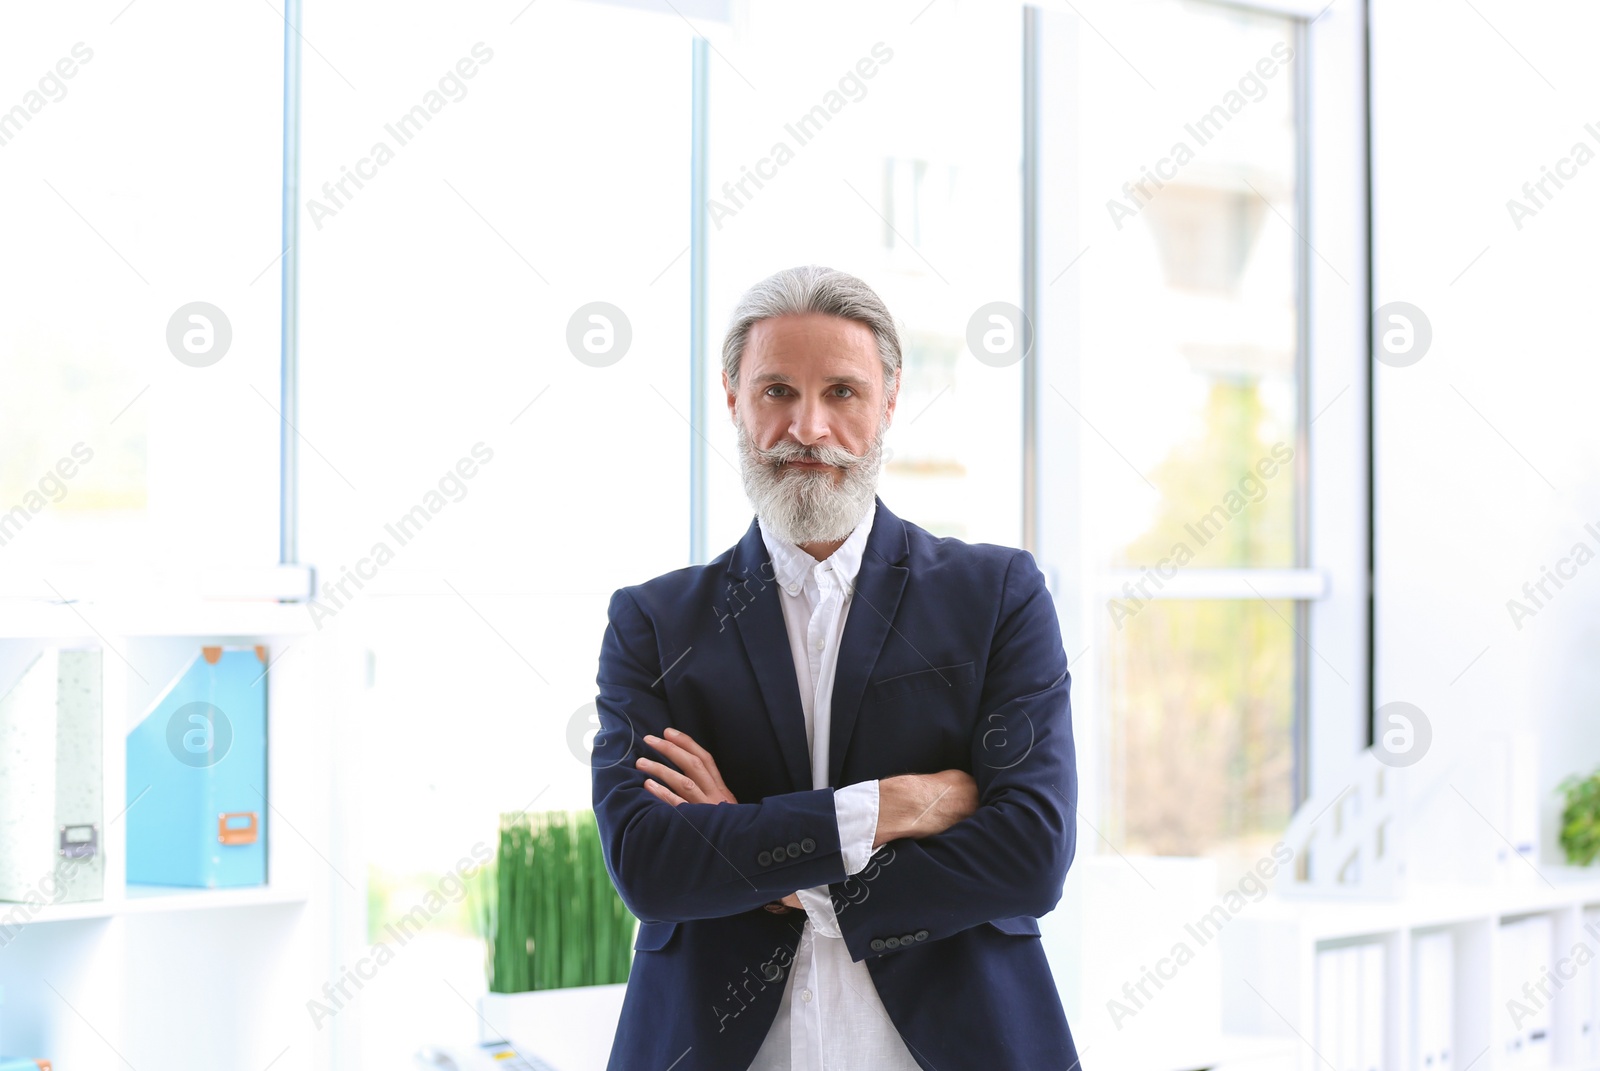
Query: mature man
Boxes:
[{"xmin": 591, "ymin": 265, "xmax": 1080, "ymax": 1070}]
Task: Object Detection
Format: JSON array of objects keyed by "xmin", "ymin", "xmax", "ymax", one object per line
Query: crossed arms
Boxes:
[
  {"xmin": 590, "ymin": 550, "xmax": 1077, "ymax": 962},
  {"xmin": 635, "ymin": 730, "xmax": 981, "ymax": 911}
]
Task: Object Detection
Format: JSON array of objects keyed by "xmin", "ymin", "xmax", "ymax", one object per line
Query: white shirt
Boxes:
[{"xmin": 747, "ymin": 503, "xmax": 923, "ymax": 1071}]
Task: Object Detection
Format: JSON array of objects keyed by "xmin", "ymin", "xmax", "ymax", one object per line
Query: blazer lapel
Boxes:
[
  {"xmin": 727, "ymin": 517, "xmax": 814, "ymax": 793},
  {"xmin": 725, "ymin": 495, "xmax": 913, "ymax": 792},
  {"xmin": 826, "ymin": 496, "xmax": 910, "ymax": 787}
]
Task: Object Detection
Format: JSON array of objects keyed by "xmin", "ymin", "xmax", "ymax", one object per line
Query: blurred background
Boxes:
[{"xmin": 2, "ymin": 0, "xmax": 1598, "ymax": 1068}]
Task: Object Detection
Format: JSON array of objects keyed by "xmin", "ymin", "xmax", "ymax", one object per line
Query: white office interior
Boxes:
[{"xmin": 1, "ymin": 0, "xmax": 1598, "ymax": 1068}]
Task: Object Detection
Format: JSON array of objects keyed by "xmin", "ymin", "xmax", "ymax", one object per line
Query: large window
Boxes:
[
  {"xmin": 702, "ymin": 0, "xmax": 1025, "ymax": 551},
  {"xmin": 0, "ymin": 2, "xmax": 282, "ymax": 584},
  {"xmin": 295, "ymin": 3, "xmax": 693, "ymax": 1064},
  {"xmin": 1034, "ymin": 0, "xmax": 1355, "ymax": 876},
  {"xmin": 1092, "ymin": 0, "xmax": 1306, "ymax": 865}
]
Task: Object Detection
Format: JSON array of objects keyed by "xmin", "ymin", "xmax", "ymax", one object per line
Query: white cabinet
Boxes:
[
  {"xmin": 0, "ymin": 601, "xmax": 344, "ymax": 1071},
  {"xmin": 1223, "ymin": 882, "xmax": 1600, "ymax": 1071}
]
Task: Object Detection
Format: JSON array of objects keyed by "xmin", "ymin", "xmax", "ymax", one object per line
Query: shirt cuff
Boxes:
[
  {"xmin": 793, "ymin": 782, "xmax": 880, "ymax": 940},
  {"xmin": 796, "ymin": 884, "xmax": 842, "ymax": 937},
  {"xmin": 833, "ymin": 779, "xmax": 880, "ymax": 876}
]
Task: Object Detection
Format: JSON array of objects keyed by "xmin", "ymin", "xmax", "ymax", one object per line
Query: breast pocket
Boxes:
[{"xmin": 869, "ymin": 660, "xmax": 977, "ymax": 703}]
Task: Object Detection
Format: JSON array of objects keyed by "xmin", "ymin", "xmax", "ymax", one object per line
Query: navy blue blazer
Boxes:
[{"xmin": 591, "ymin": 495, "xmax": 1080, "ymax": 1070}]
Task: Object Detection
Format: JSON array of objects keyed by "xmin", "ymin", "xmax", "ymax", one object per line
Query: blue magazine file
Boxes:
[{"xmin": 126, "ymin": 646, "xmax": 268, "ymax": 888}]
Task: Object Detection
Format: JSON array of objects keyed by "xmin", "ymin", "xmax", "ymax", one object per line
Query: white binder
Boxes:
[
  {"xmin": 1499, "ymin": 917, "xmax": 1555, "ymax": 1071},
  {"xmin": 0, "ymin": 648, "xmax": 104, "ymax": 905},
  {"xmin": 1318, "ymin": 944, "xmax": 1344, "ymax": 1071},
  {"xmin": 1414, "ymin": 930, "xmax": 1454, "ymax": 1071},
  {"xmin": 1360, "ymin": 941, "xmax": 1385, "ymax": 1071},
  {"xmin": 1522, "ymin": 916, "xmax": 1552, "ymax": 1069},
  {"xmin": 1341, "ymin": 944, "xmax": 1362, "ymax": 1071},
  {"xmin": 1583, "ymin": 908, "xmax": 1600, "ymax": 1062},
  {"xmin": 1501, "ymin": 919, "xmax": 1526, "ymax": 1071}
]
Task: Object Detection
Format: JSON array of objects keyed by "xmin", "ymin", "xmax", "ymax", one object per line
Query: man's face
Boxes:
[{"xmin": 724, "ymin": 312, "xmax": 896, "ymax": 545}]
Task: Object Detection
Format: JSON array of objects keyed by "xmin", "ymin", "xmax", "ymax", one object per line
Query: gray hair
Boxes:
[{"xmin": 721, "ymin": 265, "xmax": 901, "ymax": 399}]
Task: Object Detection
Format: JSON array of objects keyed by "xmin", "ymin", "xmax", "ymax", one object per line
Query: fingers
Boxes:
[
  {"xmin": 659, "ymin": 727, "xmax": 715, "ymax": 765},
  {"xmin": 640, "ymin": 729, "xmax": 737, "ymax": 805},
  {"xmin": 642, "ymin": 777, "xmax": 686, "ymax": 806},
  {"xmin": 645, "ymin": 731, "xmax": 724, "ymax": 788},
  {"xmin": 762, "ymin": 891, "xmax": 803, "ymax": 914},
  {"xmin": 636, "ymin": 756, "xmax": 704, "ymax": 803}
]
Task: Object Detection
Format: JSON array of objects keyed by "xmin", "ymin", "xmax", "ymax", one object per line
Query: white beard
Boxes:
[{"xmin": 735, "ymin": 408, "xmax": 887, "ymax": 546}]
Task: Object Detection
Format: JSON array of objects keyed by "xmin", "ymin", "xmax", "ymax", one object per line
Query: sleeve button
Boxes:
[
  {"xmin": 800, "ymin": 837, "xmax": 816, "ymax": 853},
  {"xmin": 869, "ymin": 938, "xmax": 886, "ymax": 951},
  {"xmin": 885, "ymin": 936, "xmax": 900, "ymax": 949},
  {"xmin": 787, "ymin": 841, "xmax": 801, "ymax": 857},
  {"xmin": 900, "ymin": 933, "xmax": 915, "ymax": 946},
  {"xmin": 758, "ymin": 850, "xmax": 772, "ymax": 866},
  {"xmin": 772, "ymin": 846, "xmax": 787, "ymax": 861},
  {"xmin": 914, "ymin": 929, "xmax": 929, "ymax": 941}
]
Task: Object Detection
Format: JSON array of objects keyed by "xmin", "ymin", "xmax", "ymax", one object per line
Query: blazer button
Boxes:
[
  {"xmin": 900, "ymin": 934, "xmax": 915, "ymax": 946},
  {"xmin": 786, "ymin": 841, "xmax": 801, "ymax": 857},
  {"xmin": 885, "ymin": 936, "xmax": 900, "ymax": 949},
  {"xmin": 869, "ymin": 938, "xmax": 886, "ymax": 951},
  {"xmin": 772, "ymin": 846, "xmax": 787, "ymax": 862},
  {"xmin": 914, "ymin": 929, "xmax": 929, "ymax": 941},
  {"xmin": 761, "ymin": 962, "xmax": 784, "ymax": 982},
  {"xmin": 758, "ymin": 850, "xmax": 772, "ymax": 866},
  {"xmin": 800, "ymin": 837, "xmax": 816, "ymax": 853}
]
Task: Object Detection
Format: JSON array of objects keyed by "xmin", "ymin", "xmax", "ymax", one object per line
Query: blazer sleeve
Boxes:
[
  {"xmin": 591, "ymin": 586, "xmax": 853, "ymax": 923},
  {"xmin": 828, "ymin": 549, "xmax": 1079, "ymax": 962}
]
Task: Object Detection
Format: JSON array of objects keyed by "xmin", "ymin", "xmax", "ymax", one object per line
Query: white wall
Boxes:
[{"xmin": 1372, "ymin": 0, "xmax": 1600, "ymax": 867}]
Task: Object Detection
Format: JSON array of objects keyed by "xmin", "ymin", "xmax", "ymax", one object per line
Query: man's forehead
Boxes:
[{"xmin": 744, "ymin": 316, "xmax": 879, "ymax": 378}]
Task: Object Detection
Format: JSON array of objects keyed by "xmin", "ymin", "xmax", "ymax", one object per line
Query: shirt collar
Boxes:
[{"xmin": 759, "ymin": 500, "xmax": 876, "ymax": 597}]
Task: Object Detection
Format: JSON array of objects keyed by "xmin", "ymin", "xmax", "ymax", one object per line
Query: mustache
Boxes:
[{"xmin": 757, "ymin": 438, "xmax": 862, "ymax": 467}]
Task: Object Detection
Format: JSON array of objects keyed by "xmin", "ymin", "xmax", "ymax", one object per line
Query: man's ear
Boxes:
[{"xmin": 722, "ymin": 371, "xmax": 737, "ymax": 423}]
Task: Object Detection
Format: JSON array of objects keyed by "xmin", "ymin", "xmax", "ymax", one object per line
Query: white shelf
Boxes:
[
  {"xmin": 0, "ymin": 597, "xmax": 317, "ymax": 640},
  {"xmin": 0, "ymin": 565, "xmax": 315, "ymax": 605},
  {"xmin": 1089, "ymin": 1028, "xmax": 1303, "ymax": 1071},
  {"xmin": 0, "ymin": 896, "xmax": 114, "ymax": 925},
  {"xmin": 123, "ymin": 882, "xmax": 309, "ymax": 913},
  {"xmin": 2, "ymin": 884, "xmax": 308, "ymax": 926},
  {"xmin": 1255, "ymin": 876, "xmax": 1600, "ymax": 940}
]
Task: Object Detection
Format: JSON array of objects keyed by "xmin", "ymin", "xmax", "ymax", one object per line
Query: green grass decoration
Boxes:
[
  {"xmin": 1559, "ymin": 767, "xmax": 1600, "ymax": 867},
  {"xmin": 478, "ymin": 809, "xmax": 637, "ymax": 993}
]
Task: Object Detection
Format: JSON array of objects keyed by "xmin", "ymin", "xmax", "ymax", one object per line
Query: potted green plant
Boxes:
[
  {"xmin": 1558, "ymin": 767, "xmax": 1600, "ymax": 866},
  {"xmin": 472, "ymin": 809, "xmax": 636, "ymax": 1070}
]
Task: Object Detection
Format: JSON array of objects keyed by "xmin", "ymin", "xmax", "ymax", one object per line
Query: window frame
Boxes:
[{"xmin": 1025, "ymin": 0, "xmax": 1372, "ymax": 852}]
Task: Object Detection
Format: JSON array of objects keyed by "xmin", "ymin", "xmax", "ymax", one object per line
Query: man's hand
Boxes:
[
  {"xmin": 637, "ymin": 730, "xmax": 805, "ymax": 914},
  {"xmin": 763, "ymin": 891, "xmax": 803, "ymax": 914},
  {"xmin": 637, "ymin": 727, "xmax": 738, "ymax": 806},
  {"xmin": 873, "ymin": 769, "xmax": 979, "ymax": 849}
]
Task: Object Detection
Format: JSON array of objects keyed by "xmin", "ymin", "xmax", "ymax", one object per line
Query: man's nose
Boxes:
[{"xmin": 790, "ymin": 396, "xmax": 831, "ymax": 446}]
